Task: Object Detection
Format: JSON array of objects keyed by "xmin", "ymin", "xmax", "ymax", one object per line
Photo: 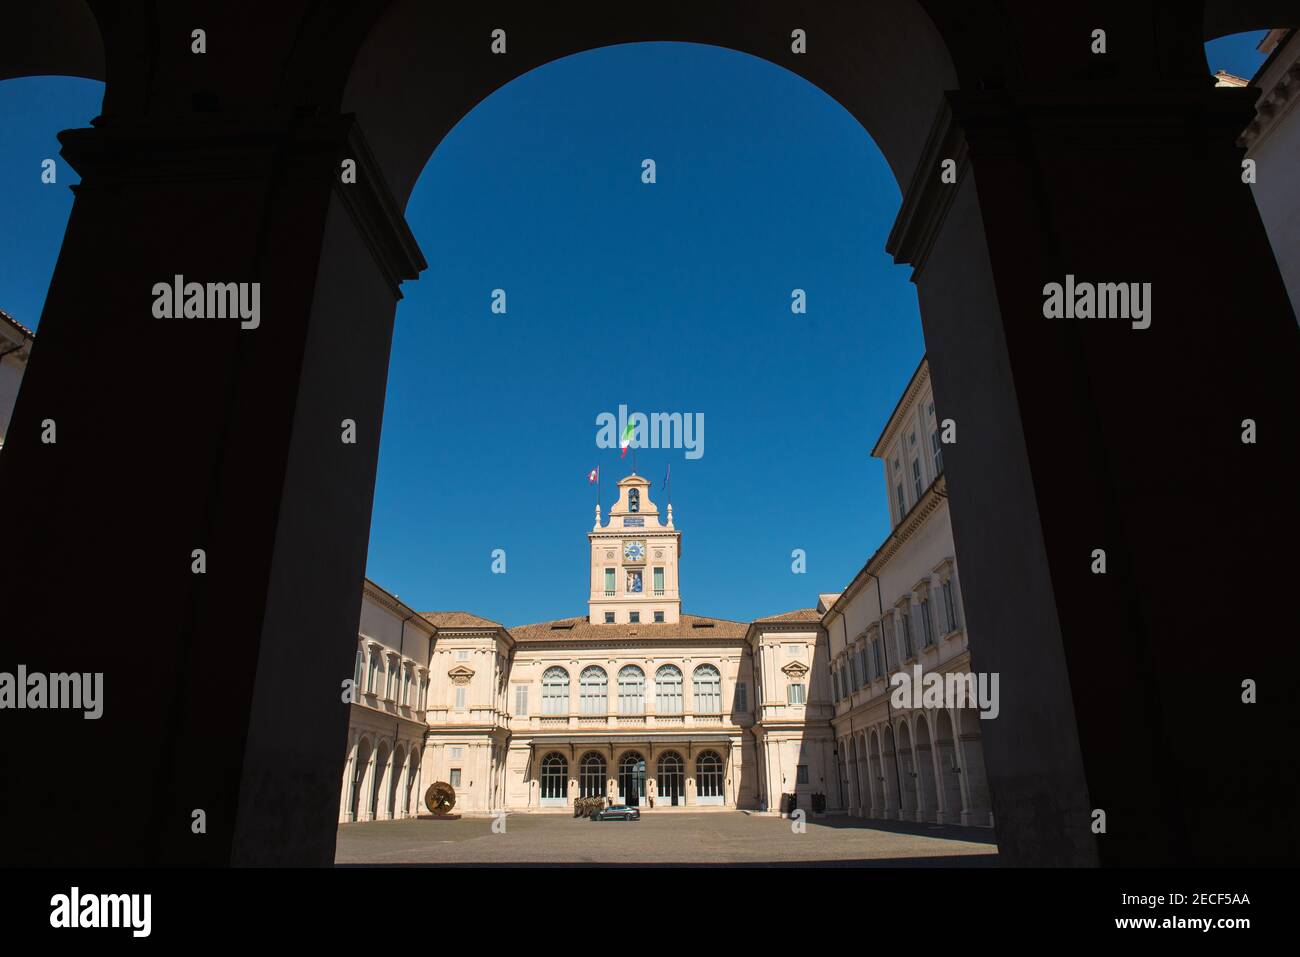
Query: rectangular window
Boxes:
[
  {"xmin": 787, "ymin": 683, "xmax": 806, "ymax": 705},
  {"xmin": 931, "ymin": 429, "xmax": 943, "ymax": 476},
  {"xmin": 873, "ymin": 638, "xmax": 884, "ymax": 676},
  {"xmin": 629, "ymin": 612, "xmax": 640, "ymax": 624},
  {"xmin": 857, "ymin": 649, "xmax": 867, "ymax": 685},
  {"xmin": 450, "ymin": 747, "xmax": 463, "ymax": 760},
  {"xmin": 653, "ymin": 566, "xmax": 664, "ymax": 595},
  {"xmin": 920, "ymin": 598, "xmax": 935, "ymax": 646},
  {"xmin": 896, "ymin": 482, "xmax": 906, "ymax": 519},
  {"xmin": 604, "ymin": 567, "xmax": 615, "ymax": 596},
  {"xmin": 515, "ymin": 685, "xmax": 528, "ymax": 716},
  {"xmin": 901, "ymin": 609, "xmax": 914, "ymax": 659},
  {"xmin": 457, "ymin": 649, "xmax": 468, "ymax": 660},
  {"xmin": 420, "ymin": 676, "xmax": 429, "ymax": 710},
  {"xmin": 848, "ymin": 653, "xmax": 859, "ymax": 689},
  {"xmin": 402, "ymin": 668, "xmax": 412, "ymax": 706},
  {"xmin": 449, "ymin": 769, "xmax": 461, "ymax": 788},
  {"xmin": 912, "ymin": 457, "xmax": 923, "ymax": 499},
  {"xmin": 654, "ymin": 611, "xmax": 664, "ymax": 622},
  {"xmin": 626, "ymin": 569, "xmax": 643, "ymax": 594},
  {"xmin": 454, "ymin": 686, "xmax": 466, "ymax": 709},
  {"xmin": 384, "ymin": 662, "xmax": 395, "ymax": 700},
  {"xmin": 796, "ymin": 765, "xmax": 809, "ymax": 785},
  {"xmin": 942, "ymin": 579, "xmax": 958, "ymax": 632},
  {"xmin": 735, "ymin": 682, "xmax": 747, "ymax": 712},
  {"xmin": 604, "ymin": 611, "xmax": 615, "ymax": 623}
]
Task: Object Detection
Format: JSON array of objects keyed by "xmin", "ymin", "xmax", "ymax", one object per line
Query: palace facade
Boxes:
[{"xmin": 339, "ymin": 357, "xmax": 990, "ymax": 827}]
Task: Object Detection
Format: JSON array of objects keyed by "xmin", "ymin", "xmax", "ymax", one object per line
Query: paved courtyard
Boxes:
[{"xmin": 335, "ymin": 812, "xmax": 999, "ymax": 865}]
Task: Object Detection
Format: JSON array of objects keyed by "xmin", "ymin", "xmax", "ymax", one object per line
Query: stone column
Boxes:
[
  {"xmin": 899, "ymin": 75, "xmax": 1300, "ymax": 862},
  {"xmin": 0, "ymin": 102, "xmax": 420, "ymax": 864}
]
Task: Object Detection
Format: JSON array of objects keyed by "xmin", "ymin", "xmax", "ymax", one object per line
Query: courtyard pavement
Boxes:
[{"xmin": 335, "ymin": 812, "xmax": 999, "ymax": 866}]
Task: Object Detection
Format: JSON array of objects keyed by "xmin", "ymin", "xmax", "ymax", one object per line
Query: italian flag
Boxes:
[{"xmin": 620, "ymin": 420, "xmax": 636, "ymax": 458}]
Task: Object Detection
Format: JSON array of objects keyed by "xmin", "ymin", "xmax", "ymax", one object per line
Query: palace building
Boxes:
[{"xmin": 338, "ymin": 358, "xmax": 991, "ymax": 827}]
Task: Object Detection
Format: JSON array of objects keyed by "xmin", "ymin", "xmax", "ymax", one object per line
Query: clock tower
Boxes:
[{"xmin": 589, "ymin": 473, "xmax": 682, "ymax": 625}]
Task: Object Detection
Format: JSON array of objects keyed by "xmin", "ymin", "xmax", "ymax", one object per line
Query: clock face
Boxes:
[{"xmin": 623, "ymin": 540, "xmax": 645, "ymax": 563}]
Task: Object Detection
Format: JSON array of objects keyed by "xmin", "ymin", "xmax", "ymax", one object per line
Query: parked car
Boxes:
[{"xmin": 593, "ymin": 804, "xmax": 641, "ymax": 821}]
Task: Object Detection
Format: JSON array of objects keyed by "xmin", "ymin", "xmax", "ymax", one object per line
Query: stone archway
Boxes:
[
  {"xmin": 933, "ymin": 710, "xmax": 965, "ymax": 826},
  {"xmin": 914, "ymin": 712, "xmax": 939, "ymax": 824},
  {"xmin": 0, "ymin": 0, "xmax": 1297, "ymax": 868},
  {"xmin": 896, "ymin": 720, "xmax": 919, "ymax": 820}
]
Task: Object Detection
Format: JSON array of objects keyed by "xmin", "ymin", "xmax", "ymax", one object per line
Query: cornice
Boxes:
[
  {"xmin": 362, "ymin": 580, "xmax": 437, "ymax": 636},
  {"xmin": 885, "ymin": 97, "xmax": 968, "ymax": 283},
  {"xmin": 821, "ymin": 475, "xmax": 949, "ymax": 626},
  {"xmin": 871, "ymin": 357, "xmax": 931, "ymax": 458},
  {"xmin": 58, "ymin": 114, "xmax": 425, "ymax": 298}
]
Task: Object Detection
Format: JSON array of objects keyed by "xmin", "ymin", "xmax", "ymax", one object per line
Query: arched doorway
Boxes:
[
  {"xmin": 656, "ymin": 751, "xmax": 684, "ymax": 806},
  {"xmin": 896, "ymin": 721, "xmax": 918, "ymax": 820},
  {"xmin": 618, "ymin": 752, "xmax": 646, "ymax": 807},
  {"xmin": 350, "ymin": 738, "xmax": 372, "ymax": 822},
  {"xmin": 914, "ymin": 713, "xmax": 939, "ymax": 824},
  {"xmin": 404, "ymin": 753, "xmax": 420, "ymax": 817},
  {"xmin": 539, "ymin": 752, "xmax": 568, "ymax": 807},
  {"xmin": 934, "ymin": 710, "xmax": 965, "ymax": 825},
  {"xmin": 388, "ymin": 745, "xmax": 406, "ymax": 820},
  {"xmin": 371, "ymin": 741, "xmax": 391, "ymax": 821},
  {"xmin": 867, "ymin": 730, "xmax": 884, "ymax": 818},
  {"xmin": 696, "ymin": 751, "xmax": 724, "ymax": 806}
]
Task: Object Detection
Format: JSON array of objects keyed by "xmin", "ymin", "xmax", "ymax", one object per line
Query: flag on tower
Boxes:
[
  {"xmin": 588, "ymin": 467, "xmax": 599, "ymax": 484},
  {"xmin": 619, "ymin": 420, "xmax": 635, "ymax": 459},
  {"xmin": 662, "ymin": 464, "xmax": 670, "ymax": 491}
]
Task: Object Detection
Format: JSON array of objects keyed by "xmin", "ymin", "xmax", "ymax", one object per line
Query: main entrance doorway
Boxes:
[
  {"xmin": 657, "ymin": 752, "xmax": 684, "ymax": 807},
  {"xmin": 618, "ymin": 752, "xmax": 646, "ymax": 807}
]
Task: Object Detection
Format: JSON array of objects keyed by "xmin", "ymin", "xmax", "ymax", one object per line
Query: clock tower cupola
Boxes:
[{"xmin": 588, "ymin": 474, "xmax": 681, "ymax": 625}]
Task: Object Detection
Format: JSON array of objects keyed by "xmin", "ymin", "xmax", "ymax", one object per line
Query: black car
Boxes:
[{"xmin": 593, "ymin": 804, "xmax": 641, "ymax": 821}]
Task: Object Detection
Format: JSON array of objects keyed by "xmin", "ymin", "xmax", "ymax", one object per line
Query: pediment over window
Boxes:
[
  {"xmin": 781, "ymin": 660, "xmax": 809, "ymax": 678},
  {"xmin": 448, "ymin": 665, "xmax": 475, "ymax": 685}
]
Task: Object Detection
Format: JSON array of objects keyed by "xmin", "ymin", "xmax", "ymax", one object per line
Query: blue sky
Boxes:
[{"xmin": 0, "ymin": 33, "xmax": 1271, "ymax": 626}]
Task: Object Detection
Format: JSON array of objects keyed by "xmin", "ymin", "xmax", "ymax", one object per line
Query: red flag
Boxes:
[{"xmin": 588, "ymin": 467, "xmax": 599, "ymax": 484}]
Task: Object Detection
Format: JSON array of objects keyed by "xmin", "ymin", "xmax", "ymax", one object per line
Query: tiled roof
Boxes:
[
  {"xmin": 817, "ymin": 592, "xmax": 842, "ymax": 609},
  {"xmin": 0, "ymin": 308, "xmax": 35, "ymax": 340},
  {"xmin": 509, "ymin": 614, "xmax": 747, "ymax": 642},
  {"xmin": 420, "ymin": 611, "xmax": 503, "ymax": 629},
  {"xmin": 751, "ymin": 608, "xmax": 823, "ymax": 624}
]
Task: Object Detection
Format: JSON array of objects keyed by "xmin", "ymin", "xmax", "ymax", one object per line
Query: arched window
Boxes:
[
  {"xmin": 542, "ymin": 667, "xmax": 569, "ymax": 715},
  {"xmin": 693, "ymin": 664, "xmax": 721, "ymax": 713},
  {"xmin": 540, "ymin": 752, "xmax": 568, "ymax": 805},
  {"xmin": 655, "ymin": 665, "xmax": 683, "ymax": 714},
  {"xmin": 580, "ymin": 666, "xmax": 608, "ymax": 714},
  {"xmin": 618, "ymin": 665, "xmax": 645, "ymax": 713},
  {"xmin": 696, "ymin": 750, "xmax": 724, "ymax": 805},
  {"xmin": 579, "ymin": 752, "xmax": 607, "ymax": 798},
  {"xmin": 657, "ymin": 751, "xmax": 684, "ymax": 806}
]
